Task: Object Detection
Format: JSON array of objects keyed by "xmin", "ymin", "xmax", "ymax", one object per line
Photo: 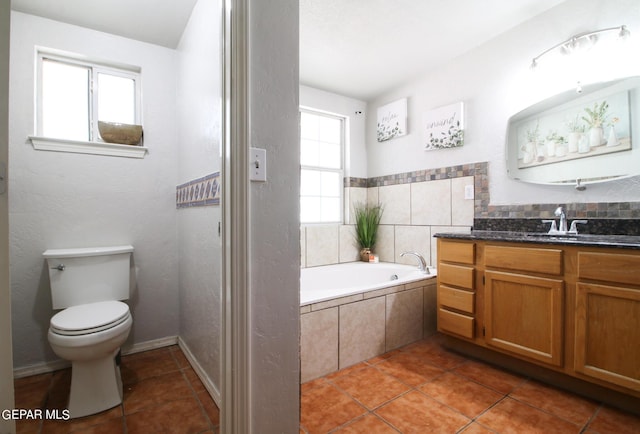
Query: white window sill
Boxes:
[{"xmin": 29, "ymin": 136, "xmax": 149, "ymax": 159}]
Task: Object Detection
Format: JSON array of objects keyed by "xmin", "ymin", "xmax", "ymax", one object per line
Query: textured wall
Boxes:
[
  {"xmin": 366, "ymin": 0, "xmax": 640, "ymax": 207},
  {"xmin": 176, "ymin": 0, "xmax": 223, "ymax": 398},
  {"xmin": 249, "ymin": 0, "xmax": 301, "ymax": 431},
  {"xmin": 9, "ymin": 12, "xmax": 180, "ymax": 368}
]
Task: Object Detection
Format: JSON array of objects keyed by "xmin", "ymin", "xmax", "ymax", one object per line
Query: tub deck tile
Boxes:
[{"xmin": 311, "ymin": 293, "xmax": 364, "ymax": 311}]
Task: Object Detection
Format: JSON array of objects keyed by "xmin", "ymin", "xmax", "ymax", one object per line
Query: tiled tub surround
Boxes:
[
  {"xmin": 302, "ymin": 161, "xmax": 640, "ymax": 267},
  {"xmin": 300, "ymin": 276, "xmax": 437, "ymax": 382},
  {"xmin": 300, "ymin": 163, "xmax": 483, "ymax": 268}
]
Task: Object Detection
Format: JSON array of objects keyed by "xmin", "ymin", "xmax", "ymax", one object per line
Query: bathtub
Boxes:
[
  {"xmin": 300, "ymin": 261, "xmax": 436, "ymax": 306},
  {"xmin": 300, "ymin": 261, "xmax": 438, "ymax": 381}
]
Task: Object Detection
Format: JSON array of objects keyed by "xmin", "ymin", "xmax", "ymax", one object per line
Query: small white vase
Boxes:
[
  {"xmin": 568, "ymin": 132, "xmax": 580, "ymax": 153},
  {"xmin": 578, "ymin": 134, "xmax": 590, "ymax": 154},
  {"xmin": 522, "ymin": 142, "xmax": 535, "ymax": 164},
  {"xmin": 536, "ymin": 144, "xmax": 546, "ymax": 161},
  {"xmin": 545, "ymin": 140, "xmax": 556, "ymax": 157},
  {"xmin": 589, "ymin": 127, "xmax": 603, "ymax": 148},
  {"xmin": 606, "ymin": 126, "xmax": 618, "ymax": 147}
]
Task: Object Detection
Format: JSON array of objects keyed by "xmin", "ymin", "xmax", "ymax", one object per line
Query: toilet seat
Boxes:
[{"xmin": 50, "ymin": 301, "xmax": 130, "ymax": 336}]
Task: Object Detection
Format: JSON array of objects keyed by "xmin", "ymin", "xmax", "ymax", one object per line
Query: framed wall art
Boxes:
[
  {"xmin": 377, "ymin": 98, "xmax": 407, "ymax": 142},
  {"xmin": 423, "ymin": 101, "xmax": 464, "ymax": 150}
]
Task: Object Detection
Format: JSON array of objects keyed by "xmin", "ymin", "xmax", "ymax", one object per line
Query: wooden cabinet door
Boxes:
[
  {"xmin": 485, "ymin": 271, "xmax": 564, "ymax": 367},
  {"xmin": 574, "ymin": 282, "xmax": 640, "ymax": 392}
]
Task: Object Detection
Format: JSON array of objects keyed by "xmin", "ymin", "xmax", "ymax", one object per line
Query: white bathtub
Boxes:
[{"xmin": 300, "ymin": 261, "xmax": 436, "ymax": 306}]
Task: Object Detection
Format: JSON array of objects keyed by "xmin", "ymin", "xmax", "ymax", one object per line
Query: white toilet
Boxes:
[{"xmin": 43, "ymin": 245, "xmax": 134, "ymax": 418}]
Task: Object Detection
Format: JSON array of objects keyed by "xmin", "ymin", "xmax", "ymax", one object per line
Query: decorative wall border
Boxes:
[
  {"xmin": 356, "ymin": 162, "xmax": 640, "ymax": 220},
  {"xmin": 344, "ymin": 177, "xmax": 367, "ymax": 188},
  {"xmin": 176, "ymin": 172, "xmax": 221, "ymax": 208}
]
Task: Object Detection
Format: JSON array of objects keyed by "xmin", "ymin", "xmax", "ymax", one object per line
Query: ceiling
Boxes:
[
  {"xmin": 12, "ymin": 0, "xmax": 567, "ymax": 101},
  {"xmin": 11, "ymin": 0, "xmax": 198, "ymax": 49},
  {"xmin": 300, "ymin": 0, "xmax": 568, "ymax": 100}
]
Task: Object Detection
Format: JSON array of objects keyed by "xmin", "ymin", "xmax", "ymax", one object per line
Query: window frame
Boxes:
[
  {"xmin": 35, "ymin": 48, "xmax": 142, "ymax": 143},
  {"xmin": 299, "ymin": 107, "xmax": 345, "ymax": 225}
]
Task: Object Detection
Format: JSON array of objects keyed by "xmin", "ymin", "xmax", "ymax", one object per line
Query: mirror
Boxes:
[{"xmin": 506, "ymin": 76, "xmax": 640, "ymax": 186}]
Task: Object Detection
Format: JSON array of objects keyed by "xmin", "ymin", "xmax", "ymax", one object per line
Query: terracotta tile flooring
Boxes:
[
  {"xmin": 13, "ymin": 345, "xmax": 219, "ymax": 434},
  {"xmin": 300, "ymin": 334, "xmax": 640, "ymax": 434},
  {"xmin": 13, "ymin": 336, "xmax": 640, "ymax": 434}
]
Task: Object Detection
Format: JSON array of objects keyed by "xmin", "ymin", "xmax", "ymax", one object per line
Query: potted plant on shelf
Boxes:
[
  {"xmin": 354, "ymin": 203, "xmax": 383, "ymax": 262},
  {"xmin": 582, "ymin": 100, "xmax": 609, "ymax": 148}
]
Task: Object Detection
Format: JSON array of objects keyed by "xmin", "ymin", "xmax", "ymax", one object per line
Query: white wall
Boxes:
[
  {"xmin": 367, "ymin": 0, "xmax": 640, "ymax": 207},
  {"xmin": 9, "ymin": 12, "xmax": 180, "ymax": 368},
  {"xmin": 249, "ymin": 0, "xmax": 300, "ymax": 431},
  {"xmin": 300, "ymin": 85, "xmax": 367, "ymax": 178},
  {"xmin": 176, "ymin": 0, "xmax": 222, "ymax": 398}
]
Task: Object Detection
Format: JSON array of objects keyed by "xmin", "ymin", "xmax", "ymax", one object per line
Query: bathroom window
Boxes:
[
  {"xmin": 36, "ymin": 50, "xmax": 141, "ymax": 143},
  {"xmin": 300, "ymin": 109, "xmax": 344, "ymax": 224}
]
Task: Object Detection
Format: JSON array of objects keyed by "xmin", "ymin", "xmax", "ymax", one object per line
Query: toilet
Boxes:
[{"xmin": 43, "ymin": 245, "xmax": 134, "ymax": 418}]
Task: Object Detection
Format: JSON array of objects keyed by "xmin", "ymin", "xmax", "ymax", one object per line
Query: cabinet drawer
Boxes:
[
  {"xmin": 578, "ymin": 252, "xmax": 640, "ymax": 286},
  {"xmin": 438, "ymin": 263, "xmax": 474, "ymax": 289},
  {"xmin": 438, "ymin": 308, "xmax": 474, "ymax": 339},
  {"xmin": 485, "ymin": 245, "xmax": 563, "ymax": 275},
  {"xmin": 439, "ymin": 285, "xmax": 474, "ymax": 314},
  {"xmin": 439, "ymin": 240, "xmax": 475, "ymax": 264}
]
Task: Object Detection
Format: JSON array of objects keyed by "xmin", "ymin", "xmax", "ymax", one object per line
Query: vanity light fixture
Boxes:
[{"xmin": 530, "ymin": 25, "xmax": 630, "ymax": 70}]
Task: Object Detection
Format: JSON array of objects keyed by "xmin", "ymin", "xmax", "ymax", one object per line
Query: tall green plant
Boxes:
[
  {"xmin": 582, "ymin": 101, "xmax": 609, "ymax": 128},
  {"xmin": 354, "ymin": 203, "xmax": 383, "ymax": 250}
]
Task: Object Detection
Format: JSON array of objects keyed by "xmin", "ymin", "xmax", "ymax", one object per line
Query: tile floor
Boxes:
[
  {"xmin": 300, "ymin": 334, "xmax": 640, "ymax": 434},
  {"xmin": 13, "ymin": 345, "xmax": 219, "ymax": 434}
]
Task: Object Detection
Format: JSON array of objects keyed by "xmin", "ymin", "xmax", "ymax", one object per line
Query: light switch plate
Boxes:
[
  {"xmin": 464, "ymin": 184, "xmax": 474, "ymax": 200},
  {"xmin": 249, "ymin": 147, "xmax": 266, "ymax": 182}
]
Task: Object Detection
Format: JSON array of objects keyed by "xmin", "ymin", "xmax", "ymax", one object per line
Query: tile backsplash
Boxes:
[{"xmin": 302, "ymin": 161, "xmax": 640, "ymax": 267}]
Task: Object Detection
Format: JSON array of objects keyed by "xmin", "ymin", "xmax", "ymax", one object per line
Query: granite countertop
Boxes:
[{"xmin": 434, "ymin": 230, "xmax": 640, "ymax": 250}]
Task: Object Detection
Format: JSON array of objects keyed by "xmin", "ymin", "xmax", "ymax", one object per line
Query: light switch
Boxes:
[
  {"xmin": 464, "ymin": 184, "xmax": 474, "ymax": 200},
  {"xmin": 249, "ymin": 147, "xmax": 266, "ymax": 182}
]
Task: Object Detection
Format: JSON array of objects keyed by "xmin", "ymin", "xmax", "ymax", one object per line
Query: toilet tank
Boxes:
[{"xmin": 43, "ymin": 245, "xmax": 134, "ymax": 310}]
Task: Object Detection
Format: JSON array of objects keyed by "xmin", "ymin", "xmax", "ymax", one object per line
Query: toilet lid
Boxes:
[{"xmin": 50, "ymin": 301, "xmax": 130, "ymax": 336}]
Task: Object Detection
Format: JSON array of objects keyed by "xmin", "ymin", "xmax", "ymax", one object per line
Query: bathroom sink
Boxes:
[
  {"xmin": 525, "ymin": 232, "xmax": 580, "ymax": 238},
  {"xmin": 524, "ymin": 232, "xmax": 592, "ymax": 241}
]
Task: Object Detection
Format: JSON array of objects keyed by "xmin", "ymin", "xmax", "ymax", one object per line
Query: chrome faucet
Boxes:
[
  {"xmin": 554, "ymin": 206, "xmax": 568, "ymax": 233},
  {"xmin": 400, "ymin": 251, "xmax": 429, "ymax": 274},
  {"xmin": 569, "ymin": 219, "xmax": 588, "ymax": 234}
]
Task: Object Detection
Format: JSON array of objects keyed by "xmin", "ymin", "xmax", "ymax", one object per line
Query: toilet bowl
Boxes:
[
  {"xmin": 43, "ymin": 245, "xmax": 134, "ymax": 419},
  {"xmin": 48, "ymin": 301, "xmax": 132, "ymax": 418}
]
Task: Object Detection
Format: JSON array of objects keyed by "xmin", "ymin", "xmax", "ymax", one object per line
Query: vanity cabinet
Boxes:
[
  {"xmin": 436, "ymin": 239, "xmax": 475, "ymax": 339},
  {"xmin": 574, "ymin": 252, "xmax": 640, "ymax": 392},
  {"xmin": 483, "ymin": 245, "xmax": 564, "ymax": 367},
  {"xmin": 435, "ymin": 233, "xmax": 640, "ymax": 399},
  {"xmin": 485, "ymin": 271, "xmax": 564, "ymax": 367}
]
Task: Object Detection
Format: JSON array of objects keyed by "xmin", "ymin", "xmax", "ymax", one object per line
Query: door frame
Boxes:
[
  {"xmin": 221, "ymin": 0, "xmax": 250, "ymax": 432},
  {"xmin": 1, "ymin": 2, "xmax": 16, "ymax": 433}
]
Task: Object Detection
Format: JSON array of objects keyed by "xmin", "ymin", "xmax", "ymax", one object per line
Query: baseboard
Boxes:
[
  {"xmin": 177, "ymin": 336, "xmax": 222, "ymax": 407},
  {"xmin": 121, "ymin": 335, "xmax": 179, "ymax": 356},
  {"xmin": 13, "ymin": 359, "xmax": 70, "ymax": 379},
  {"xmin": 13, "ymin": 335, "xmax": 179, "ymax": 379}
]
